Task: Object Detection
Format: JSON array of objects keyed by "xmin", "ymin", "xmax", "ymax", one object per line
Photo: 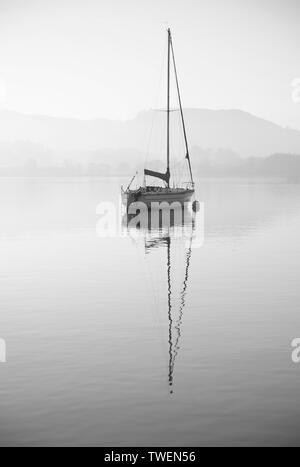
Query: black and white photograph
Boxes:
[{"xmin": 0, "ymin": 0, "xmax": 300, "ymax": 451}]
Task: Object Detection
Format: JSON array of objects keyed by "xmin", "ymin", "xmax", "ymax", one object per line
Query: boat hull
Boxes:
[{"xmin": 122, "ymin": 188, "xmax": 194, "ymax": 208}]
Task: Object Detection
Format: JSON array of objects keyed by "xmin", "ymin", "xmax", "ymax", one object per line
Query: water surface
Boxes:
[{"xmin": 0, "ymin": 177, "xmax": 300, "ymax": 446}]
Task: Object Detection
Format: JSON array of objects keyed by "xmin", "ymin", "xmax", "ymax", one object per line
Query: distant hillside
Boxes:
[
  {"xmin": 1, "ymin": 108, "xmax": 300, "ymax": 159},
  {"xmin": 1, "ymin": 109, "xmax": 300, "ymax": 177}
]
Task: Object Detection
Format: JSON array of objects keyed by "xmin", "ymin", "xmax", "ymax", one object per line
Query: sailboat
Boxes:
[{"xmin": 121, "ymin": 29, "xmax": 195, "ymax": 207}]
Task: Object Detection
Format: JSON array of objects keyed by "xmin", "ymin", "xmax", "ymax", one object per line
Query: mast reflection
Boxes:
[{"xmin": 122, "ymin": 205, "xmax": 195, "ymax": 394}]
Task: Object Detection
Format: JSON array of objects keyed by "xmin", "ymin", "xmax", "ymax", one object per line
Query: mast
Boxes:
[
  {"xmin": 144, "ymin": 29, "xmax": 193, "ymax": 189},
  {"xmin": 170, "ymin": 31, "xmax": 194, "ymax": 187},
  {"xmin": 166, "ymin": 28, "xmax": 171, "ymax": 188}
]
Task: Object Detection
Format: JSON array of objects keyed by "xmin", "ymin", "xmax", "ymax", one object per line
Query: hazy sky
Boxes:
[{"xmin": 0, "ymin": 0, "xmax": 299, "ymax": 129}]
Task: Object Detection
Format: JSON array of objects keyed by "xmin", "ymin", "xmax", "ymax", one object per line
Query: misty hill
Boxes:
[
  {"xmin": 1, "ymin": 108, "xmax": 300, "ymax": 159},
  {"xmin": 1, "ymin": 108, "xmax": 300, "ymax": 177}
]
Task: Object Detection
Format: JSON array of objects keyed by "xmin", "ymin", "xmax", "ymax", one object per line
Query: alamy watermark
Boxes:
[
  {"xmin": 291, "ymin": 338, "xmax": 300, "ymax": 363},
  {"xmin": 0, "ymin": 338, "xmax": 6, "ymax": 363},
  {"xmin": 291, "ymin": 78, "xmax": 300, "ymax": 103},
  {"xmin": 96, "ymin": 197, "xmax": 205, "ymax": 249}
]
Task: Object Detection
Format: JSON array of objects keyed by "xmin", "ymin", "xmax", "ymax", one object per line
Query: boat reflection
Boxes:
[{"xmin": 122, "ymin": 205, "xmax": 196, "ymax": 394}]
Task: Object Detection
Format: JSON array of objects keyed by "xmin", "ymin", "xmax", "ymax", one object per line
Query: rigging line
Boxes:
[
  {"xmin": 145, "ymin": 254, "xmax": 168, "ymax": 357},
  {"xmin": 169, "ymin": 32, "xmax": 194, "ymax": 186},
  {"xmin": 169, "ymin": 230, "xmax": 193, "ymax": 385},
  {"xmin": 174, "ymin": 112, "xmax": 186, "ymax": 184},
  {"xmin": 166, "ymin": 234, "xmax": 175, "ymax": 394},
  {"xmin": 150, "ymin": 108, "xmax": 180, "ymax": 113},
  {"xmin": 134, "ymin": 233, "xmax": 167, "ymax": 357},
  {"xmin": 145, "ymin": 41, "xmax": 166, "ymax": 165},
  {"xmin": 145, "ymin": 111, "xmax": 155, "ymax": 164},
  {"xmin": 171, "ymin": 116, "xmax": 183, "ymax": 184}
]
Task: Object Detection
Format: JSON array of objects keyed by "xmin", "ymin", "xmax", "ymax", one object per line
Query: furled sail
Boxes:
[{"xmin": 144, "ymin": 168, "xmax": 170, "ymax": 184}]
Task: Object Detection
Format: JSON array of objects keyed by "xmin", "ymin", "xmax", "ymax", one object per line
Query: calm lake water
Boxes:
[{"xmin": 1, "ymin": 177, "xmax": 300, "ymax": 447}]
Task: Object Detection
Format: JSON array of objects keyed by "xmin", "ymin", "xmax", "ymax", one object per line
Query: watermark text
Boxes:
[
  {"xmin": 291, "ymin": 78, "xmax": 300, "ymax": 103},
  {"xmin": 291, "ymin": 338, "xmax": 300, "ymax": 363},
  {"xmin": 96, "ymin": 198, "xmax": 204, "ymax": 249},
  {"xmin": 0, "ymin": 338, "xmax": 6, "ymax": 363}
]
